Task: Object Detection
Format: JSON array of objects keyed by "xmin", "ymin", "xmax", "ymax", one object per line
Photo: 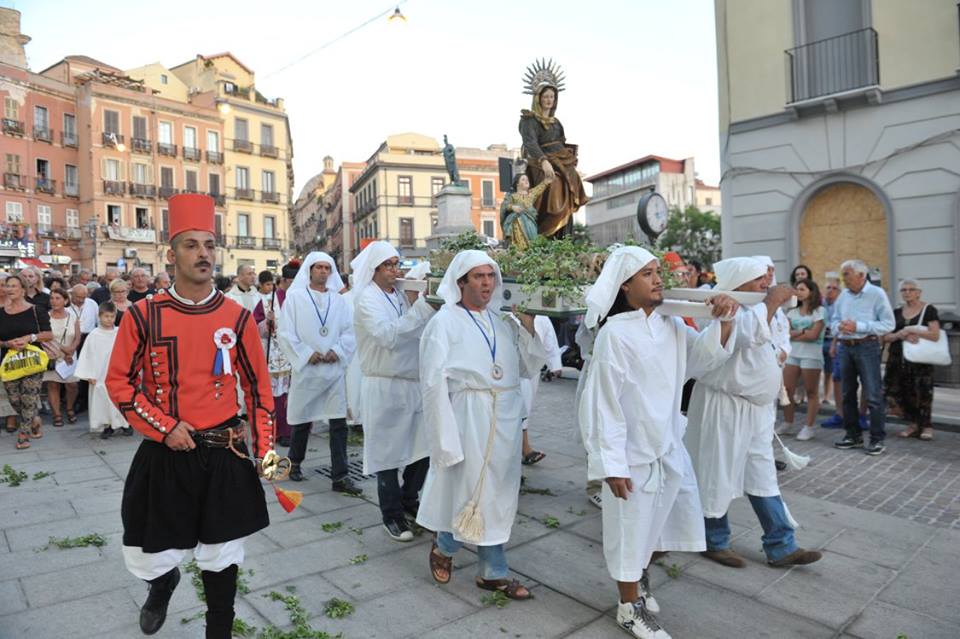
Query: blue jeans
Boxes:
[
  {"xmin": 839, "ymin": 340, "xmax": 885, "ymax": 442},
  {"xmin": 704, "ymin": 494, "xmax": 797, "ymax": 562},
  {"xmin": 436, "ymin": 531, "xmax": 509, "ymax": 580}
]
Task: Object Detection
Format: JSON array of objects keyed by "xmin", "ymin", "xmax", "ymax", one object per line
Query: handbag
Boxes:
[
  {"xmin": 0, "ymin": 344, "xmax": 49, "ymax": 381},
  {"xmin": 34, "ymin": 307, "xmax": 59, "ymax": 370},
  {"xmin": 903, "ymin": 305, "xmax": 951, "ymax": 366}
]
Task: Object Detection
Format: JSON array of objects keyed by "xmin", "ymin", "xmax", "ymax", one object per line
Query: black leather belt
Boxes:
[{"xmin": 192, "ymin": 419, "xmax": 244, "ymax": 448}]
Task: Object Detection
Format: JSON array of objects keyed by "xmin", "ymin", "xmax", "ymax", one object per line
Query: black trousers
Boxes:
[
  {"xmin": 376, "ymin": 456, "xmax": 429, "ymax": 523},
  {"xmin": 288, "ymin": 418, "xmax": 348, "ymax": 482}
]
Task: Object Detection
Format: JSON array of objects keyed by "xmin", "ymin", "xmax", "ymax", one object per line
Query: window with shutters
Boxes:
[
  {"xmin": 207, "ymin": 130, "xmax": 219, "ymax": 152},
  {"xmin": 5, "ymin": 201, "xmax": 23, "ymax": 223},
  {"xmin": 237, "ymin": 213, "xmax": 250, "ymax": 237},
  {"xmin": 136, "ymin": 207, "xmax": 149, "ymax": 229},
  {"xmin": 66, "ymin": 208, "xmax": 79, "ymax": 229},
  {"xmin": 260, "ymin": 123, "xmax": 273, "ymax": 147},
  {"xmin": 235, "ymin": 118, "xmax": 248, "ymax": 141},
  {"xmin": 209, "ymin": 173, "xmax": 221, "ymax": 196},
  {"xmin": 264, "ymin": 216, "xmax": 275, "ymax": 239},
  {"xmin": 104, "ymin": 110, "xmax": 119, "ymax": 134},
  {"xmin": 104, "ymin": 159, "xmax": 121, "ymax": 181},
  {"xmin": 399, "ymin": 217, "xmax": 414, "ymax": 247},
  {"xmin": 5, "ymin": 153, "xmax": 19, "ymax": 174},
  {"xmin": 185, "ymin": 170, "xmax": 198, "ymax": 192},
  {"xmin": 132, "ymin": 163, "xmax": 149, "ymax": 184},
  {"xmin": 37, "ymin": 205, "xmax": 52, "ymax": 232},
  {"xmin": 481, "ymin": 180, "xmax": 495, "ymax": 208},
  {"xmin": 184, "ymin": 126, "xmax": 197, "ymax": 150},
  {"xmin": 262, "ymin": 170, "xmax": 275, "ymax": 193},
  {"xmin": 158, "ymin": 121, "xmax": 173, "ymax": 144},
  {"xmin": 34, "ymin": 106, "xmax": 49, "ymax": 130},
  {"xmin": 4, "ymin": 97, "xmax": 17, "ymax": 120},
  {"xmin": 398, "ymin": 176, "xmax": 413, "ymax": 205},
  {"xmin": 64, "ymin": 165, "xmax": 78, "ymax": 195},
  {"xmin": 133, "ymin": 116, "xmax": 147, "ymax": 140},
  {"xmin": 236, "ymin": 167, "xmax": 250, "ymax": 189},
  {"xmin": 160, "ymin": 166, "xmax": 174, "ymax": 188},
  {"xmin": 482, "ymin": 219, "xmax": 495, "ymax": 237}
]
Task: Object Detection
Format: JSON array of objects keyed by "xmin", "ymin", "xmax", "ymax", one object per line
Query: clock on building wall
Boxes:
[{"xmin": 636, "ymin": 192, "xmax": 669, "ymax": 241}]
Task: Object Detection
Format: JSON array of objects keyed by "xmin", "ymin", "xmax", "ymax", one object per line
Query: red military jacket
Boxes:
[{"xmin": 106, "ymin": 287, "xmax": 276, "ymax": 457}]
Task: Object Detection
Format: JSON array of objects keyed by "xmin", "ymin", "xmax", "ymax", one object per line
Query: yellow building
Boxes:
[
  {"xmin": 350, "ymin": 133, "xmax": 448, "ymax": 258},
  {"xmin": 168, "ymin": 53, "xmax": 293, "ymax": 274},
  {"xmin": 716, "ymin": 0, "xmax": 960, "ymax": 309}
]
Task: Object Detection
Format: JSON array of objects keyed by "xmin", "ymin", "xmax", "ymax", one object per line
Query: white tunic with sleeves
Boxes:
[
  {"xmin": 578, "ymin": 309, "xmax": 734, "ymax": 580},
  {"xmin": 75, "ymin": 326, "xmax": 127, "ymax": 431},
  {"xmin": 353, "ymin": 281, "xmax": 436, "ymax": 474},
  {"xmin": 684, "ymin": 303, "xmax": 784, "ymax": 518},
  {"xmin": 519, "ymin": 314, "xmax": 562, "ymax": 420},
  {"xmin": 279, "ymin": 287, "xmax": 356, "ymax": 424},
  {"xmin": 416, "ymin": 305, "xmax": 546, "ymax": 546}
]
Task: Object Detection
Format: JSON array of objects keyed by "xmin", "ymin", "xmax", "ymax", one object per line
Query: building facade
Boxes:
[
  {"xmin": 715, "ymin": 0, "xmax": 960, "ymax": 311},
  {"xmin": 583, "ymin": 155, "xmax": 703, "ymax": 246},
  {"xmin": 169, "ymin": 53, "xmax": 294, "ymax": 275}
]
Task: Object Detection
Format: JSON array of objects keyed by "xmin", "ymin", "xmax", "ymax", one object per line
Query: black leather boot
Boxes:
[
  {"xmin": 289, "ymin": 463, "xmax": 305, "ymax": 482},
  {"xmin": 201, "ymin": 564, "xmax": 238, "ymax": 639},
  {"xmin": 139, "ymin": 566, "xmax": 180, "ymax": 635}
]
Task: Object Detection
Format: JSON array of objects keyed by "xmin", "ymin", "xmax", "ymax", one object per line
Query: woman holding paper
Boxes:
[
  {"xmin": 42, "ymin": 288, "xmax": 80, "ymax": 427},
  {"xmin": 883, "ymin": 278, "xmax": 940, "ymax": 441}
]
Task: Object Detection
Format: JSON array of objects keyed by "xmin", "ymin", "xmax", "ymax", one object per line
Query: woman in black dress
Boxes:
[{"xmin": 883, "ymin": 278, "xmax": 941, "ymax": 440}]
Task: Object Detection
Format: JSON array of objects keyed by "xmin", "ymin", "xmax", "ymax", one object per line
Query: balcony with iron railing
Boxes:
[
  {"xmin": 159, "ymin": 186, "xmax": 179, "ymax": 199},
  {"xmin": 132, "ymin": 138, "xmax": 152, "ymax": 154},
  {"xmin": 234, "ymin": 187, "xmax": 255, "ymax": 201},
  {"xmin": 61, "ymin": 131, "xmax": 78, "ymax": 147},
  {"xmin": 35, "ymin": 177, "xmax": 56, "ymax": 194},
  {"xmin": 129, "ymin": 183, "xmax": 157, "ymax": 198},
  {"xmin": 36, "ymin": 224, "xmax": 82, "ymax": 240},
  {"xmin": 260, "ymin": 144, "xmax": 279, "ymax": 158},
  {"xmin": 261, "ymin": 191, "xmax": 280, "ymax": 204},
  {"xmin": 103, "ymin": 180, "xmax": 125, "ymax": 195},
  {"xmin": 102, "ymin": 132, "xmax": 124, "ymax": 147},
  {"xmin": 236, "ymin": 235, "xmax": 258, "ymax": 249},
  {"xmin": 183, "ymin": 147, "xmax": 201, "ymax": 162},
  {"xmin": 158, "ymin": 142, "xmax": 177, "ymax": 157},
  {"xmin": 210, "ymin": 193, "xmax": 226, "ymax": 207},
  {"xmin": 786, "ymin": 27, "xmax": 880, "ymax": 104},
  {"xmin": 262, "ymin": 237, "xmax": 281, "ymax": 250},
  {"xmin": 233, "ymin": 139, "xmax": 254, "ymax": 154},
  {"xmin": 206, "ymin": 150, "xmax": 223, "ymax": 164},
  {"xmin": 2, "ymin": 118, "xmax": 24, "ymax": 136},
  {"xmin": 33, "ymin": 127, "xmax": 53, "ymax": 143},
  {"xmin": 3, "ymin": 173, "xmax": 25, "ymax": 190}
]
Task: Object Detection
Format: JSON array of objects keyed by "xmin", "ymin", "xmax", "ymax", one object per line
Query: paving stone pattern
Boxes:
[{"xmin": 1, "ymin": 377, "xmax": 958, "ymax": 638}]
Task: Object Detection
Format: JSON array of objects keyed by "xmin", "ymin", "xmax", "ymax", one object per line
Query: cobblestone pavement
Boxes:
[{"xmin": 1, "ymin": 376, "xmax": 959, "ymax": 639}]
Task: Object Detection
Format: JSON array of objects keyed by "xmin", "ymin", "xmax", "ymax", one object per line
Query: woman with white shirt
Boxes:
[{"xmin": 779, "ymin": 279, "xmax": 825, "ymax": 440}]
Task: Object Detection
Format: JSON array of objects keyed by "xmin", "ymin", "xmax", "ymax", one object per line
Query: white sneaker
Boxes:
[
  {"xmin": 639, "ymin": 569, "xmax": 659, "ymax": 613},
  {"xmin": 774, "ymin": 421, "xmax": 796, "ymax": 436},
  {"xmin": 588, "ymin": 492, "xmax": 602, "ymax": 509},
  {"xmin": 616, "ymin": 600, "xmax": 671, "ymax": 639},
  {"xmin": 795, "ymin": 426, "xmax": 816, "ymax": 441}
]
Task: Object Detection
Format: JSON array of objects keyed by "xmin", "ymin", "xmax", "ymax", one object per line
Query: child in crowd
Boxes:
[{"xmin": 76, "ymin": 302, "xmax": 130, "ymax": 438}]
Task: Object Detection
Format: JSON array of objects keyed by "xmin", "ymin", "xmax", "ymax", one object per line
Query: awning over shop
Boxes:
[{"xmin": 16, "ymin": 257, "xmax": 49, "ymax": 270}]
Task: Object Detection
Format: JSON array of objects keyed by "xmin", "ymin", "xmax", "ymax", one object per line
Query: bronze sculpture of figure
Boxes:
[
  {"xmin": 442, "ymin": 134, "xmax": 461, "ymax": 185},
  {"xmin": 519, "ymin": 59, "xmax": 588, "ymax": 238}
]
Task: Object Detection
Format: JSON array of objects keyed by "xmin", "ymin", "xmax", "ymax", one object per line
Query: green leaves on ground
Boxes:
[
  {"xmin": 257, "ymin": 590, "xmax": 344, "ymax": 639},
  {"xmin": 321, "ymin": 521, "xmax": 343, "ymax": 533},
  {"xmin": 349, "ymin": 554, "xmax": 368, "ymax": 565},
  {"xmin": 41, "ymin": 533, "xmax": 107, "ymax": 550},
  {"xmin": 542, "ymin": 515, "xmax": 561, "ymax": 529},
  {"xmin": 323, "ymin": 597, "xmax": 354, "ymax": 619},
  {"xmin": 2, "ymin": 465, "xmax": 56, "ymax": 487},
  {"xmin": 481, "ymin": 590, "xmax": 511, "ymax": 608},
  {"xmin": 655, "ymin": 560, "xmax": 682, "ymax": 579}
]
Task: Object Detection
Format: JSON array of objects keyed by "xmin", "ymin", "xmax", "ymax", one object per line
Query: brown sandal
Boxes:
[
  {"xmin": 475, "ymin": 577, "xmax": 534, "ymax": 600},
  {"xmin": 30, "ymin": 418, "xmax": 42, "ymax": 439},
  {"xmin": 429, "ymin": 542, "xmax": 452, "ymax": 584},
  {"xmin": 16, "ymin": 433, "xmax": 30, "ymax": 450}
]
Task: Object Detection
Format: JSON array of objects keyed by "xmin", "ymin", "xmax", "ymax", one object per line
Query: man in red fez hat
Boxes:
[{"xmin": 106, "ymin": 193, "xmax": 276, "ymax": 638}]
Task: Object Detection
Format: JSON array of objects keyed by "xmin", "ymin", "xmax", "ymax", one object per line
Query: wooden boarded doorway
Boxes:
[{"xmin": 799, "ymin": 182, "xmax": 889, "ymax": 288}]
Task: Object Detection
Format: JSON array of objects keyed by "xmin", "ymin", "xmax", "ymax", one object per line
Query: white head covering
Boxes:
[
  {"xmin": 584, "ymin": 246, "xmax": 657, "ymax": 329},
  {"xmin": 752, "ymin": 255, "xmax": 777, "ymax": 285},
  {"xmin": 289, "ymin": 251, "xmax": 344, "ymax": 294},
  {"xmin": 714, "ymin": 257, "xmax": 767, "ymax": 291},
  {"xmin": 349, "ymin": 241, "xmax": 400, "ymax": 300},
  {"xmin": 405, "ymin": 260, "xmax": 431, "ymax": 280},
  {"xmin": 436, "ymin": 250, "xmax": 502, "ymax": 308}
]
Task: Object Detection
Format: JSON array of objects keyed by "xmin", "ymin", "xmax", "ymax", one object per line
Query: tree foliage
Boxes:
[{"xmin": 656, "ymin": 205, "xmax": 721, "ymax": 267}]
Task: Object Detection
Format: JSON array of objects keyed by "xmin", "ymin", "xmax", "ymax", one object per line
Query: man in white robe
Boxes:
[
  {"xmin": 519, "ymin": 314, "xmax": 562, "ymax": 465},
  {"xmin": 75, "ymin": 302, "xmax": 129, "ymax": 435},
  {"xmin": 225, "ymin": 265, "xmax": 260, "ymax": 312},
  {"xmin": 579, "ymin": 247, "xmax": 738, "ymax": 639},
  {"xmin": 685, "ymin": 257, "xmax": 822, "ymax": 569},
  {"xmin": 417, "ymin": 250, "xmax": 545, "ymax": 601},
  {"xmin": 351, "ymin": 240, "xmax": 437, "ymax": 542},
  {"xmin": 752, "ymin": 256, "xmax": 793, "ymax": 436},
  {"xmin": 278, "ymin": 252, "xmax": 361, "ymax": 495}
]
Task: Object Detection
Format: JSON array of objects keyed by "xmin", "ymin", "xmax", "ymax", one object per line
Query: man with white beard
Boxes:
[
  {"xmin": 579, "ymin": 246, "xmax": 738, "ymax": 639},
  {"xmin": 351, "ymin": 241, "xmax": 437, "ymax": 542},
  {"xmin": 417, "ymin": 250, "xmax": 545, "ymax": 601},
  {"xmin": 685, "ymin": 257, "xmax": 822, "ymax": 569},
  {"xmin": 278, "ymin": 252, "xmax": 361, "ymax": 495}
]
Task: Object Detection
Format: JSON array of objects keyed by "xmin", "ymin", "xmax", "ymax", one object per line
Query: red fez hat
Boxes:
[
  {"xmin": 168, "ymin": 193, "xmax": 215, "ymax": 242},
  {"xmin": 662, "ymin": 251, "xmax": 686, "ymax": 272}
]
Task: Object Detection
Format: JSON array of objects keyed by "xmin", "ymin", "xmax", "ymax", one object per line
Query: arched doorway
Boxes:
[{"xmin": 799, "ymin": 182, "xmax": 889, "ymax": 288}]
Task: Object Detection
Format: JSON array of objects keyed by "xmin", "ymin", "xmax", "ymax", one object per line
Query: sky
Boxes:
[{"xmin": 7, "ymin": 0, "xmax": 721, "ymax": 198}]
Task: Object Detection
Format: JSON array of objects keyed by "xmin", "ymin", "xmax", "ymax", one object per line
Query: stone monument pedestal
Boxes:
[{"xmin": 426, "ymin": 183, "xmax": 474, "ymax": 249}]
